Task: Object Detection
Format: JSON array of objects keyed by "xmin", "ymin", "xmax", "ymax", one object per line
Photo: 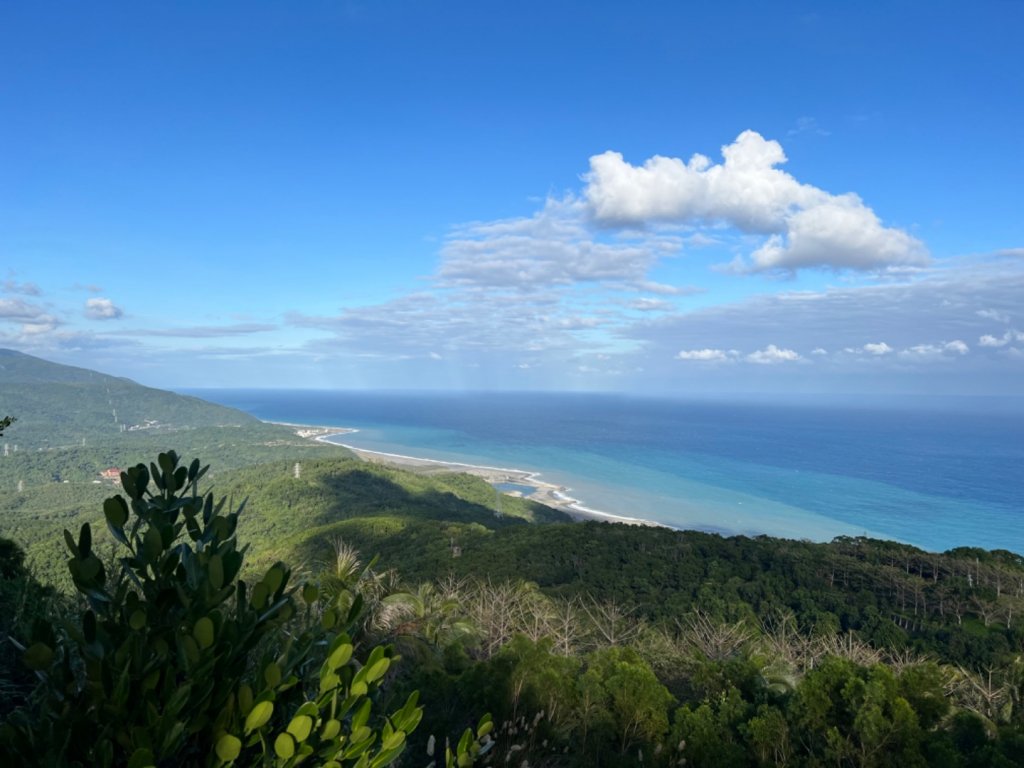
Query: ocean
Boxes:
[{"xmin": 184, "ymin": 390, "xmax": 1024, "ymax": 555}]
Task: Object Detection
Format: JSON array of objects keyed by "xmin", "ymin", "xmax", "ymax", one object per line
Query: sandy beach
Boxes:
[{"xmin": 273, "ymin": 421, "xmax": 659, "ymax": 527}]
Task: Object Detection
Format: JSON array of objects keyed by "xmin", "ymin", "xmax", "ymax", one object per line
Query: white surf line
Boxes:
[
  {"xmin": 322, "ymin": 438, "xmax": 664, "ymax": 528},
  {"xmin": 268, "ymin": 420, "xmax": 359, "ymax": 435},
  {"xmin": 276, "ymin": 419, "xmax": 665, "ymax": 528}
]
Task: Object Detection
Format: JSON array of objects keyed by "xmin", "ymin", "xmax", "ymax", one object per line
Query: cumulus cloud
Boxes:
[
  {"xmin": 863, "ymin": 342, "xmax": 893, "ymax": 356},
  {"xmin": 677, "ymin": 348, "xmax": 729, "ymax": 361},
  {"xmin": 898, "ymin": 340, "xmax": 970, "ymax": 361},
  {"xmin": 0, "ymin": 298, "xmax": 60, "ymax": 335},
  {"xmin": 746, "ymin": 345, "xmax": 801, "ymax": 364},
  {"xmin": 85, "ymin": 298, "xmax": 124, "ymax": 320},
  {"xmin": 584, "ymin": 130, "xmax": 928, "ymax": 273},
  {"xmin": 978, "ymin": 329, "xmax": 1024, "ymax": 348},
  {"xmin": 748, "ymin": 195, "xmax": 927, "ymax": 272}
]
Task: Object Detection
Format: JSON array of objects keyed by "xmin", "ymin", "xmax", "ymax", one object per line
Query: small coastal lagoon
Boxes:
[{"xmin": 494, "ymin": 481, "xmax": 537, "ymax": 495}]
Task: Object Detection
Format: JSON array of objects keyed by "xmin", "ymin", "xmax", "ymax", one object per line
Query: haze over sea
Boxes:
[{"xmin": 187, "ymin": 390, "xmax": 1023, "ymax": 556}]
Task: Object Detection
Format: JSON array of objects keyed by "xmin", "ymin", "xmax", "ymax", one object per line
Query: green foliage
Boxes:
[
  {"xmin": 0, "ymin": 452, "xmax": 432, "ymax": 767},
  {"xmin": 787, "ymin": 658, "xmax": 928, "ymax": 768},
  {"xmin": 580, "ymin": 646, "xmax": 674, "ymax": 755},
  {"xmin": 0, "ymin": 415, "xmax": 13, "ymax": 437},
  {"xmin": 0, "ymin": 536, "xmax": 56, "ymax": 717}
]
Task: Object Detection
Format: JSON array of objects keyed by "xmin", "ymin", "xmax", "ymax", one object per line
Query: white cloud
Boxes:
[
  {"xmin": 898, "ymin": 340, "xmax": 970, "ymax": 361},
  {"xmin": 863, "ymin": 341, "xmax": 893, "ymax": 356},
  {"xmin": 0, "ymin": 298, "xmax": 60, "ymax": 336},
  {"xmin": 978, "ymin": 329, "xmax": 1024, "ymax": 348},
  {"xmin": 634, "ymin": 280, "xmax": 702, "ymax": 296},
  {"xmin": 677, "ymin": 348, "xmax": 729, "ymax": 361},
  {"xmin": 584, "ymin": 130, "xmax": 927, "ymax": 273},
  {"xmin": 748, "ymin": 195, "xmax": 927, "ymax": 272},
  {"xmin": 624, "ymin": 262, "xmax": 1024, "ymax": 362},
  {"xmin": 0, "ymin": 298, "xmax": 48, "ymax": 322},
  {"xmin": 977, "ymin": 308, "xmax": 1010, "ymax": 324},
  {"xmin": 85, "ymin": 297, "xmax": 124, "ymax": 320},
  {"xmin": 746, "ymin": 344, "xmax": 801, "ymax": 364},
  {"xmin": 811, "ymin": 347, "xmax": 828, "ymax": 356},
  {"xmin": 629, "ymin": 298, "xmax": 672, "ymax": 312},
  {"xmin": 438, "ymin": 197, "xmax": 676, "ymax": 289},
  {"xmin": 19, "ymin": 322, "xmax": 58, "ymax": 336}
]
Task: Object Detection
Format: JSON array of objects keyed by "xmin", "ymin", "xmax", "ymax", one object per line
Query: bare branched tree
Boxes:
[
  {"xmin": 582, "ymin": 597, "xmax": 638, "ymax": 648},
  {"xmin": 677, "ymin": 608, "xmax": 753, "ymax": 661}
]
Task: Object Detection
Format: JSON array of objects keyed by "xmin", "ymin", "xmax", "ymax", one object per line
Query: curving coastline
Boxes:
[{"xmin": 272, "ymin": 420, "xmax": 660, "ymax": 527}]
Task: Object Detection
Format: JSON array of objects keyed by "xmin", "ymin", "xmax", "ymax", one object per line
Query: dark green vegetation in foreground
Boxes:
[{"xmin": 1, "ymin": 452, "xmax": 490, "ymax": 767}]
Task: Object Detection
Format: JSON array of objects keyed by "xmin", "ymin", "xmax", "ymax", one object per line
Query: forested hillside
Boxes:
[
  {"xmin": 0, "ymin": 350, "xmax": 352, "ymax": 579},
  {"xmin": 0, "ymin": 348, "xmax": 263, "ymax": 447}
]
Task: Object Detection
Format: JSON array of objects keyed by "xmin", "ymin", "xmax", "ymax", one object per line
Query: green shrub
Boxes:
[{"xmin": 0, "ymin": 451, "xmax": 436, "ymax": 767}]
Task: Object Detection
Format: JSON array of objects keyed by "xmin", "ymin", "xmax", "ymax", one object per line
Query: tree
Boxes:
[
  {"xmin": 0, "ymin": 415, "xmax": 12, "ymax": 437},
  {"xmin": 580, "ymin": 646, "xmax": 674, "ymax": 755}
]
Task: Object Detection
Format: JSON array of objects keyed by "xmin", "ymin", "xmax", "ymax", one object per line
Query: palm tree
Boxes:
[
  {"xmin": 317, "ymin": 537, "xmax": 400, "ymax": 639},
  {"xmin": 381, "ymin": 582, "xmax": 478, "ymax": 649}
]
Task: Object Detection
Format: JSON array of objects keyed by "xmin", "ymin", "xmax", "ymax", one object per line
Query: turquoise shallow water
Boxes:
[{"xmin": 185, "ymin": 390, "xmax": 1024, "ymax": 554}]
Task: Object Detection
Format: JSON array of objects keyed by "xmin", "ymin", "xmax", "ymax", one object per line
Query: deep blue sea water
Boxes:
[{"xmin": 183, "ymin": 390, "xmax": 1024, "ymax": 555}]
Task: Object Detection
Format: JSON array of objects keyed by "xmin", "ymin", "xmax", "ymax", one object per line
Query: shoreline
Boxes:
[{"xmin": 271, "ymin": 420, "xmax": 661, "ymax": 527}]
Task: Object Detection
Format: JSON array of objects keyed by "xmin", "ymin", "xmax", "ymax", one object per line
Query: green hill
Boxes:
[
  {"xmin": 0, "ymin": 350, "xmax": 353, "ymax": 578},
  {"xmin": 0, "ymin": 349, "xmax": 353, "ymax": 481},
  {"xmin": 0, "ymin": 347, "xmax": 265, "ymax": 448}
]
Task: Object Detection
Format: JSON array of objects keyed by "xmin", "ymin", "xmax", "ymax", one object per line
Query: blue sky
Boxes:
[{"xmin": 2, "ymin": 1, "xmax": 1023, "ymax": 394}]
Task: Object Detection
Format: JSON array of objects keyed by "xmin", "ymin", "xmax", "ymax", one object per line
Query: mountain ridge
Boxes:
[{"xmin": 0, "ymin": 348, "xmax": 261, "ymax": 448}]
